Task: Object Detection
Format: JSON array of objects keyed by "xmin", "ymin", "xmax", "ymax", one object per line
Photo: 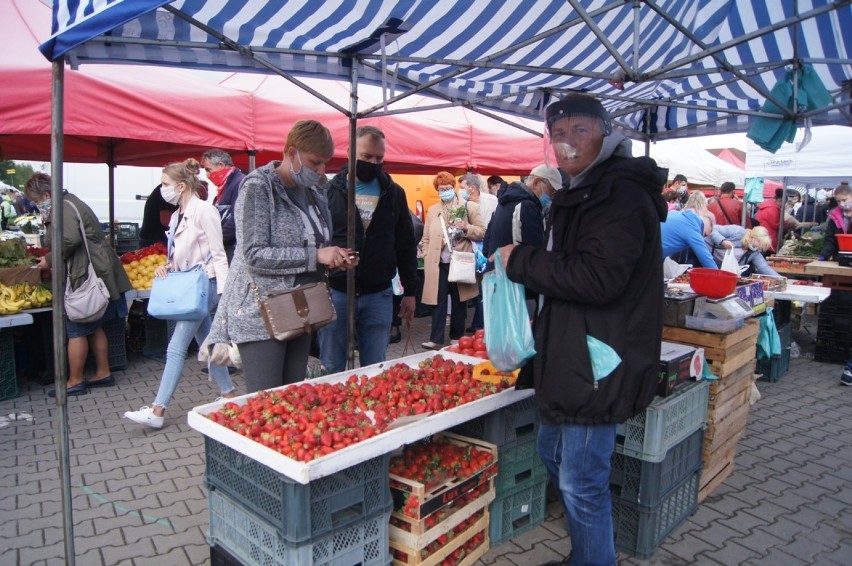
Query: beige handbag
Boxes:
[
  {"xmin": 249, "ymin": 274, "xmax": 336, "ymax": 341},
  {"xmin": 440, "ymin": 216, "xmax": 477, "ymax": 284}
]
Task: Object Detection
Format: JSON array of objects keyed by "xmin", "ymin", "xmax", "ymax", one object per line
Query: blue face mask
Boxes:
[
  {"xmin": 539, "ymin": 192, "xmax": 552, "ymax": 211},
  {"xmin": 439, "ymin": 189, "xmax": 456, "ymax": 202},
  {"xmin": 38, "ymin": 198, "xmax": 52, "ymax": 217},
  {"xmin": 459, "ymin": 188, "xmax": 470, "ymax": 201},
  {"xmin": 291, "ymin": 151, "xmax": 324, "ymax": 187}
]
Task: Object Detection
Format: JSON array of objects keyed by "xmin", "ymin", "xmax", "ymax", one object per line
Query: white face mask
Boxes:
[
  {"xmin": 748, "ymin": 243, "xmax": 760, "ymax": 252},
  {"xmin": 290, "ymin": 151, "xmax": 324, "ymax": 187},
  {"xmin": 160, "ymin": 183, "xmax": 181, "ymax": 205}
]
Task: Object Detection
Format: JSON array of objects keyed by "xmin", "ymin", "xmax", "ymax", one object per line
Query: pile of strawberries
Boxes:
[{"xmin": 206, "ymin": 355, "xmax": 512, "ymax": 462}]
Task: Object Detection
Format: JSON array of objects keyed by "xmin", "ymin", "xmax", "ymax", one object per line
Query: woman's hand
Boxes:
[
  {"xmin": 722, "ymin": 241, "xmax": 734, "ymax": 249},
  {"xmin": 453, "ymin": 218, "xmax": 468, "ymax": 233},
  {"xmin": 36, "ymin": 256, "xmax": 49, "ymax": 270},
  {"xmin": 154, "ymin": 266, "xmax": 169, "ymax": 279},
  {"xmin": 318, "ymin": 246, "xmax": 357, "ymax": 270}
]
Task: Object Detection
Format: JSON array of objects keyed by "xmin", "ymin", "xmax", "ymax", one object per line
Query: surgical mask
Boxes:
[
  {"xmin": 840, "ymin": 200, "xmax": 852, "ymax": 212},
  {"xmin": 291, "ymin": 151, "xmax": 324, "ymax": 187},
  {"xmin": 539, "ymin": 192, "xmax": 552, "ymax": 211},
  {"xmin": 37, "ymin": 198, "xmax": 52, "ymax": 217},
  {"xmin": 748, "ymin": 243, "xmax": 760, "ymax": 252},
  {"xmin": 439, "ymin": 189, "xmax": 456, "ymax": 202},
  {"xmin": 160, "ymin": 183, "xmax": 181, "ymax": 205},
  {"xmin": 459, "ymin": 188, "xmax": 470, "ymax": 201},
  {"xmin": 355, "ymin": 160, "xmax": 381, "ymax": 183}
]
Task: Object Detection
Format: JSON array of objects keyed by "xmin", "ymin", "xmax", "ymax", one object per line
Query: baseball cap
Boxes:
[
  {"xmin": 529, "ymin": 165, "xmax": 564, "ymax": 192},
  {"xmin": 545, "ymin": 94, "xmax": 612, "ymax": 136}
]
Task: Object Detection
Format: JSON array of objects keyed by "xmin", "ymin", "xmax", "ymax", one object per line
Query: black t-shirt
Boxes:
[{"xmin": 139, "ymin": 184, "xmax": 178, "ymax": 244}]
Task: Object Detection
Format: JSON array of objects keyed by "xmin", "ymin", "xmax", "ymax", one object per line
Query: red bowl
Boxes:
[
  {"xmin": 836, "ymin": 234, "xmax": 852, "ymax": 253},
  {"xmin": 688, "ymin": 268, "xmax": 738, "ymax": 298}
]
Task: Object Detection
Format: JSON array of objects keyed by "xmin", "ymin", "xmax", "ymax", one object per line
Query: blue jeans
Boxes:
[
  {"xmin": 153, "ymin": 281, "xmax": 234, "ymax": 408},
  {"xmin": 317, "ymin": 287, "xmax": 394, "ymax": 373},
  {"xmin": 538, "ymin": 423, "xmax": 618, "ymax": 566}
]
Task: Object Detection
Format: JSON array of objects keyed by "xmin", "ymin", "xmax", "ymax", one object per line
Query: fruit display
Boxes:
[
  {"xmin": 205, "ymin": 355, "xmax": 513, "ymax": 462},
  {"xmin": 444, "ymin": 329, "xmax": 487, "ymax": 358},
  {"xmin": 0, "ymin": 282, "xmax": 52, "ymax": 315},
  {"xmin": 120, "ymin": 243, "xmax": 168, "ymax": 290}
]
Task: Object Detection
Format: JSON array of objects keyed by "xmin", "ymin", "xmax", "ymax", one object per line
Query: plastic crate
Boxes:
[
  {"xmin": 142, "ymin": 315, "xmax": 176, "ymax": 362},
  {"xmin": 205, "ymin": 437, "xmax": 392, "ymax": 543},
  {"xmin": 612, "ymin": 469, "xmax": 699, "ymax": 559},
  {"xmin": 616, "ymin": 380, "xmax": 709, "ymax": 463},
  {"xmin": 207, "ymin": 489, "xmax": 390, "ymax": 566},
  {"xmin": 0, "ymin": 329, "xmax": 20, "ymax": 401},
  {"xmin": 494, "ymin": 436, "xmax": 548, "ymax": 496},
  {"xmin": 488, "ymin": 478, "xmax": 547, "ymax": 546},
  {"xmin": 757, "ymin": 322, "xmax": 791, "ymax": 382},
  {"xmin": 610, "ymin": 428, "xmax": 703, "ymax": 508},
  {"xmin": 451, "ymin": 396, "xmax": 538, "ymax": 448}
]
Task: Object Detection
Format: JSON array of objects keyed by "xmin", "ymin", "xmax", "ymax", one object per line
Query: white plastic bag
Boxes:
[
  {"xmin": 720, "ymin": 248, "xmax": 740, "ymax": 275},
  {"xmin": 663, "ymin": 257, "xmax": 691, "ymax": 280}
]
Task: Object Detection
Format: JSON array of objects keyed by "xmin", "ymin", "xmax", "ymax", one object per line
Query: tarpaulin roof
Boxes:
[{"xmin": 38, "ymin": 0, "xmax": 852, "ymax": 140}]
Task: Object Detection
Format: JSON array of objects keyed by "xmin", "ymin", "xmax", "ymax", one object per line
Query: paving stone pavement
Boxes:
[{"xmin": 1, "ymin": 311, "xmax": 850, "ymax": 565}]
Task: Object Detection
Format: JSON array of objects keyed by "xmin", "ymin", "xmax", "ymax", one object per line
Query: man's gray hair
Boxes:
[
  {"xmin": 459, "ymin": 173, "xmax": 484, "ymax": 194},
  {"xmin": 201, "ymin": 148, "xmax": 235, "ymax": 167}
]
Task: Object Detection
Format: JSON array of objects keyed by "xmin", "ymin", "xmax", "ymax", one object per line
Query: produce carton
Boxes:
[
  {"xmin": 390, "ymin": 507, "xmax": 489, "ymax": 566},
  {"xmin": 735, "ymin": 281, "xmax": 765, "ymax": 314},
  {"xmin": 0, "ymin": 266, "xmax": 42, "ymax": 286},
  {"xmin": 658, "ymin": 342, "xmax": 695, "ymax": 397},
  {"xmin": 389, "ymin": 433, "xmax": 498, "ymax": 521}
]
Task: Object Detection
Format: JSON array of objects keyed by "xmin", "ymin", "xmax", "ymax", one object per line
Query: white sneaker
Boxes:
[{"xmin": 123, "ymin": 406, "xmax": 164, "ymax": 429}]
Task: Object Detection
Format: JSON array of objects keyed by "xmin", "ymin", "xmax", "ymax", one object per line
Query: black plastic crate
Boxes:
[
  {"xmin": 610, "ymin": 428, "xmax": 703, "ymax": 509},
  {"xmin": 612, "ymin": 469, "xmax": 699, "ymax": 559},
  {"xmin": 757, "ymin": 322, "xmax": 791, "ymax": 382},
  {"xmin": 451, "ymin": 396, "xmax": 539, "ymax": 448},
  {"xmin": 814, "ymin": 337, "xmax": 852, "ymax": 365},
  {"xmin": 0, "ymin": 329, "xmax": 19, "ymax": 401},
  {"xmin": 205, "ymin": 437, "xmax": 392, "ymax": 543}
]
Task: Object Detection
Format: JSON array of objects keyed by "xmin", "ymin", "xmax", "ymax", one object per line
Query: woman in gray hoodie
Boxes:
[{"xmin": 206, "ymin": 120, "xmax": 356, "ymax": 393}]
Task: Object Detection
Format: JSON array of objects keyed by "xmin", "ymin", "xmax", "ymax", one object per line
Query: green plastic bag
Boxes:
[
  {"xmin": 585, "ymin": 335, "xmax": 622, "ymax": 382},
  {"xmin": 482, "ymin": 252, "xmax": 535, "ymax": 372}
]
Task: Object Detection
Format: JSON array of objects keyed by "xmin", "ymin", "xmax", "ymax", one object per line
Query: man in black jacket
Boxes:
[
  {"xmin": 201, "ymin": 149, "xmax": 246, "ymax": 263},
  {"xmin": 494, "ymin": 95, "xmax": 667, "ymax": 566},
  {"xmin": 317, "ymin": 125, "xmax": 419, "ymax": 372}
]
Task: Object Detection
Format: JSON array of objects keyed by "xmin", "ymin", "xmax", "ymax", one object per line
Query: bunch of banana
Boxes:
[
  {"xmin": 0, "ymin": 283, "xmax": 29, "ymax": 315},
  {"xmin": 14, "ymin": 283, "xmax": 52, "ymax": 308}
]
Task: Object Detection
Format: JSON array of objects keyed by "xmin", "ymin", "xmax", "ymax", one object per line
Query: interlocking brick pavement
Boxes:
[{"xmin": 1, "ymin": 312, "xmax": 850, "ymax": 565}]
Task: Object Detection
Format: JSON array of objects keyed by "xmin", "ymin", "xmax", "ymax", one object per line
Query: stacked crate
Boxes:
[
  {"xmin": 815, "ymin": 291, "xmax": 852, "ymax": 364},
  {"xmin": 662, "ymin": 318, "xmax": 759, "ymax": 503},
  {"xmin": 204, "ymin": 437, "xmax": 393, "ymax": 566},
  {"xmin": 451, "ymin": 396, "xmax": 548, "ymax": 545},
  {"xmin": 611, "ymin": 380, "xmax": 709, "ymax": 558},
  {"xmin": 388, "ymin": 434, "xmax": 496, "ymax": 566},
  {"xmin": 111, "ymin": 222, "xmax": 140, "ymax": 255},
  {"xmin": 0, "ymin": 329, "xmax": 19, "ymax": 401}
]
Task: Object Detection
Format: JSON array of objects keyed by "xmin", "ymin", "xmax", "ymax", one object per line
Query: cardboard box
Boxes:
[
  {"xmin": 0, "ymin": 266, "xmax": 42, "ymax": 286},
  {"xmin": 658, "ymin": 342, "xmax": 696, "ymax": 397}
]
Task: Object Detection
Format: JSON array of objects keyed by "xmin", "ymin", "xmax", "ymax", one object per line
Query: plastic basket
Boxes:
[
  {"xmin": 142, "ymin": 316, "xmax": 176, "ymax": 362},
  {"xmin": 610, "ymin": 428, "xmax": 703, "ymax": 508},
  {"xmin": 207, "ymin": 489, "xmax": 391, "ymax": 566},
  {"xmin": 616, "ymin": 380, "xmax": 709, "ymax": 463},
  {"xmin": 451, "ymin": 396, "xmax": 538, "ymax": 448},
  {"xmin": 0, "ymin": 329, "xmax": 19, "ymax": 401},
  {"xmin": 612, "ymin": 469, "xmax": 699, "ymax": 559},
  {"xmin": 494, "ymin": 436, "xmax": 548, "ymax": 496},
  {"xmin": 757, "ymin": 323, "xmax": 790, "ymax": 383},
  {"xmin": 488, "ymin": 478, "xmax": 547, "ymax": 546},
  {"xmin": 102, "ymin": 316, "xmax": 127, "ymax": 370},
  {"xmin": 205, "ymin": 437, "xmax": 392, "ymax": 543}
]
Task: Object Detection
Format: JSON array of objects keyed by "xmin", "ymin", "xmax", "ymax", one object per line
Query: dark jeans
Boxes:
[{"xmin": 430, "ymin": 262, "xmax": 467, "ymax": 344}]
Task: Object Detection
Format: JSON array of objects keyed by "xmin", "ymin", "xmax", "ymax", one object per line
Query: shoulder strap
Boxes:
[
  {"xmin": 718, "ymin": 199, "xmax": 736, "ymax": 225},
  {"xmin": 66, "ymin": 200, "xmax": 95, "ymax": 266}
]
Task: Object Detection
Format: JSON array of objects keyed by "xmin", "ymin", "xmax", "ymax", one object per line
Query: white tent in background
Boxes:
[
  {"xmin": 746, "ymin": 125, "xmax": 852, "ymax": 190},
  {"xmin": 634, "ymin": 135, "xmax": 747, "ymax": 188}
]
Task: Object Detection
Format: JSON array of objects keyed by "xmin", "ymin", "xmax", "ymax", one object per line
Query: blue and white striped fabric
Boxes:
[{"xmin": 39, "ymin": 0, "xmax": 852, "ymax": 139}]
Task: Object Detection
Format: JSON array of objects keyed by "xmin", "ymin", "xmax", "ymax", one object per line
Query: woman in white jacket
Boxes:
[{"xmin": 125, "ymin": 158, "xmax": 235, "ymax": 428}]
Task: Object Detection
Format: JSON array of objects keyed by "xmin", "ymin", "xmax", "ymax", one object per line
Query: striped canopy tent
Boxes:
[{"xmin": 39, "ymin": 0, "xmax": 852, "ymax": 140}]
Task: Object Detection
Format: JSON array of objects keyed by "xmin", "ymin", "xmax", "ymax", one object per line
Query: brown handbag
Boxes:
[{"xmin": 249, "ymin": 274, "xmax": 336, "ymax": 341}]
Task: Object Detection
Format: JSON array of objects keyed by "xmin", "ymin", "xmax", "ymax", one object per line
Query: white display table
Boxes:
[{"xmin": 188, "ymin": 351, "xmax": 534, "ymax": 484}]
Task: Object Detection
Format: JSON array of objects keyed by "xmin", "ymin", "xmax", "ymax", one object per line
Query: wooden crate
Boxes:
[
  {"xmin": 704, "ymin": 395, "xmax": 750, "ymax": 453},
  {"xmin": 390, "ymin": 478, "xmax": 494, "ymax": 549},
  {"xmin": 390, "ymin": 433, "xmax": 498, "ymax": 521},
  {"xmin": 703, "ymin": 339, "xmax": 759, "ymax": 378},
  {"xmin": 390, "ymin": 509, "xmax": 489, "ymax": 566},
  {"xmin": 708, "ymin": 362, "xmax": 755, "ymax": 404},
  {"xmin": 699, "ymin": 456, "xmax": 736, "ymax": 503},
  {"xmin": 662, "ymin": 318, "xmax": 759, "ymax": 352}
]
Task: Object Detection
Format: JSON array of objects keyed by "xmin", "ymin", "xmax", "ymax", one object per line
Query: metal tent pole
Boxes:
[
  {"xmin": 51, "ymin": 59, "xmax": 76, "ymax": 566},
  {"xmin": 346, "ymin": 62, "xmax": 359, "ymax": 370}
]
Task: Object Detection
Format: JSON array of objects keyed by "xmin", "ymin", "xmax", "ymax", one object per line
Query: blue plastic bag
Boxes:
[
  {"xmin": 585, "ymin": 335, "xmax": 621, "ymax": 382},
  {"xmin": 482, "ymin": 251, "xmax": 535, "ymax": 371},
  {"xmin": 472, "ymin": 241, "xmax": 487, "ymax": 274}
]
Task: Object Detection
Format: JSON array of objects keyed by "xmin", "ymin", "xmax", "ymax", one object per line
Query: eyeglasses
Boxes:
[{"xmin": 437, "ymin": 185, "xmax": 455, "ymax": 191}]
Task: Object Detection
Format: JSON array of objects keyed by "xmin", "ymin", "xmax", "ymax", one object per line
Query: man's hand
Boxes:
[
  {"xmin": 399, "ymin": 296, "xmax": 415, "ymax": 322},
  {"xmin": 489, "ymin": 244, "xmax": 517, "ymax": 268}
]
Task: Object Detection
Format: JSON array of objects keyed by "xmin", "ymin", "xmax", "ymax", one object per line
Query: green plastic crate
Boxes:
[
  {"xmin": 451, "ymin": 396, "xmax": 539, "ymax": 448},
  {"xmin": 494, "ymin": 436, "xmax": 548, "ymax": 496},
  {"xmin": 757, "ymin": 322, "xmax": 791, "ymax": 383},
  {"xmin": 207, "ymin": 489, "xmax": 390, "ymax": 566},
  {"xmin": 488, "ymin": 478, "xmax": 547, "ymax": 546},
  {"xmin": 0, "ymin": 329, "xmax": 19, "ymax": 401},
  {"xmin": 612, "ymin": 469, "xmax": 699, "ymax": 559},
  {"xmin": 615, "ymin": 380, "xmax": 709, "ymax": 463}
]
